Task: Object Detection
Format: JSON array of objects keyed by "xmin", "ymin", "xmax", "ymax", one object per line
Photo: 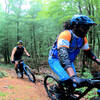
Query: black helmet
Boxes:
[{"xmin": 71, "ymin": 14, "xmax": 96, "ymax": 25}]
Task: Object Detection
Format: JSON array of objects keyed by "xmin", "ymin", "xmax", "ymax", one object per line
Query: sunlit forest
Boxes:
[
  {"xmin": 0, "ymin": 0, "xmax": 100, "ymax": 70},
  {"xmin": 0, "ymin": 0, "xmax": 100, "ymax": 100}
]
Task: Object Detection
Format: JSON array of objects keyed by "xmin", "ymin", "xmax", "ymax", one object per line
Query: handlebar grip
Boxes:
[
  {"xmin": 73, "ymin": 78, "xmax": 93, "ymax": 88},
  {"xmin": 12, "ymin": 61, "xmax": 15, "ymax": 64}
]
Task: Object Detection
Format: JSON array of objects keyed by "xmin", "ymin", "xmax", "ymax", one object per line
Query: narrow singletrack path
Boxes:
[
  {"xmin": 0, "ymin": 67, "xmax": 95, "ymax": 100},
  {"xmin": 0, "ymin": 67, "xmax": 50, "ymax": 100}
]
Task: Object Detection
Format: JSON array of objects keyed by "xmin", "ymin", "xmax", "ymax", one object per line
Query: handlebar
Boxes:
[
  {"xmin": 61, "ymin": 76, "xmax": 100, "ymax": 89},
  {"xmin": 59, "ymin": 77, "xmax": 100, "ymax": 100}
]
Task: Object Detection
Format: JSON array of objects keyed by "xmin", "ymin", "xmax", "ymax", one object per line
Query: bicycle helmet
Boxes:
[
  {"xmin": 71, "ymin": 14, "xmax": 96, "ymax": 25},
  {"xmin": 17, "ymin": 40, "xmax": 23, "ymax": 45}
]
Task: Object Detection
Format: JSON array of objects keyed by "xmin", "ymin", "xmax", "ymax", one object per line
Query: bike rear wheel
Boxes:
[
  {"xmin": 25, "ymin": 66, "xmax": 36, "ymax": 83},
  {"xmin": 44, "ymin": 75, "xmax": 61, "ymax": 100}
]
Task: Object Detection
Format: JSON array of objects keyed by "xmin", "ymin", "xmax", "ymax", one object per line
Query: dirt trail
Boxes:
[
  {"xmin": 0, "ymin": 67, "xmax": 94, "ymax": 100},
  {"xmin": 0, "ymin": 68, "xmax": 50, "ymax": 100}
]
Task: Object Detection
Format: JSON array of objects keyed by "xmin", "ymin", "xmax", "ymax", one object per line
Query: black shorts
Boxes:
[{"xmin": 14, "ymin": 57, "xmax": 21, "ymax": 61}]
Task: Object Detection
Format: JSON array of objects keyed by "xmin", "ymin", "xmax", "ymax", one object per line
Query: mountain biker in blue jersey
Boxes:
[
  {"xmin": 11, "ymin": 40, "xmax": 30, "ymax": 76},
  {"xmin": 48, "ymin": 15, "xmax": 100, "ymax": 99}
]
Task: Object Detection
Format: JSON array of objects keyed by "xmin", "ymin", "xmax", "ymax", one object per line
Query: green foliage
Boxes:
[
  {"xmin": 78, "ymin": 68, "xmax": 98, "ymax": 99},
  {"xmin": 85, "ymin": 89, "xmax": 98, "ymax": 99},
  {"xmin": 16, "ymin": 99, "xmax": 21, "ymax": 100},
  {"xmin": 0, "ymin": 70, "xmax": 8, "ymax": 78},
  {"xmin": 0, "ymin": 91, "xmax": 7, "ymax": 97},
  {"xmin": 81, "ymin": 68, "xmax": 93, "ymax": 79},
  {"xmin": 0, "ymin": 0, "xmax": 99, "ymax": 69},
  {"xmin": 8, "ymin": 85, "xmax": 14, "ymax": 89}
]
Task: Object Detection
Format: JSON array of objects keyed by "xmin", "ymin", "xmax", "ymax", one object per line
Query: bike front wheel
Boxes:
[
  {"xmin": 44, "ymin": 75, "xmax": 61, "ymax": 100},
  {"xmin": 24, "ymin": 66, "xmax": 36, "ymax": 83}
]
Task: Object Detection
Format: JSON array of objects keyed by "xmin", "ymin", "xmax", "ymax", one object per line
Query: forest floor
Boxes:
[
  {"xmin": 0, "ymin": 67, "xmax": 50, "ymax": 100},
  {"xmin": 0, "ymin": 66, "xmax": 98, "ymax": 100}
]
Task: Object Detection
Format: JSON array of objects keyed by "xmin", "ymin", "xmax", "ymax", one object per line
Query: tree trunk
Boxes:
[{"xmin": 16, "ymin": 21, "xmax": 20, "ymax": 41}]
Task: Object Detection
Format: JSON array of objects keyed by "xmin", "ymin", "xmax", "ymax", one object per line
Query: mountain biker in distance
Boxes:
[
  {"xmin": 11, "ymin": 40, "xmax": 30, "ymax": 77},
  {"xmin": 48, "ymin": 15, "xmax": 100, "ymax": 99}
]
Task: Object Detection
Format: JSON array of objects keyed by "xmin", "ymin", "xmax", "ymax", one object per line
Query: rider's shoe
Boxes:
[
  {"xmin": 15, "ymin": 68, "xmax": 21, "ymax": 78},
  {"xmin": 17, "ymin": 73, "xmax": 22, "ymax": 78}
]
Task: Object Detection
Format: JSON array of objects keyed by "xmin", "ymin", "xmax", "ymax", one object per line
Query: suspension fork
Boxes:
[{"xmin": 23, "ymin": 63, "xmax": 30, "ymax": 75}]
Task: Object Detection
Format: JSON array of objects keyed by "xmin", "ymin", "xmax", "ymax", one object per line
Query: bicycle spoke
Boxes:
[{"xmin": 44, "ymin": 75, "xmax": 61, "ymax": 100}]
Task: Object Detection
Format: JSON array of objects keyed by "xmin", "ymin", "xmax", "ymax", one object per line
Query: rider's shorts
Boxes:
[{"xmin": 48, "ymin": 57, "xmax": 77, "ymax": 81}]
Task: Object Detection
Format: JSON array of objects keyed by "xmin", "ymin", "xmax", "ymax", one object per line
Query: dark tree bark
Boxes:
[{"xmin": 78, "ymin": 1, "xmax": 82, "ymax": 14}]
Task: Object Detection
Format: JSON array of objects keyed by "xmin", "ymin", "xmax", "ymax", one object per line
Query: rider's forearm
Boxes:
[
  {"xmin": 58, "ymin": 47, "xmax": 72, "ymax": 69},
  {"xmin": 11, "ymin": 53, "xmax": 14, "ymax": 61},
  {"xmin": 66, "ymin": 67, "xmax": 75, "ymax": 77},
  {"xmin": 11, "ymin": 47, "xmax": 16, "ymax": 61},
  {"xmin": 11, "ymin": 56, "xmax": 13, "ymax": 61},
  {"xmin": 26, "ymin": 52, "xmax": 30, "ymax": 56},
  {"xmin": 24, "ymin": 48, "xmax": 30, "ymax": 56},
  {"xmin": 58, "ymin": 47, "xmax": 76, "ymax": 76}
]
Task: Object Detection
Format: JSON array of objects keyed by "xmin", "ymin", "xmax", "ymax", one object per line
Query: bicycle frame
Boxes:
[
  {"xmin": 78, "ymin": 79, "xmax": 100, "ymax": 99},
  {"xmin": 17, "ymin": 59, "xmax": 36, "ymax": 82},
  {"xmin": 18, "ymin": 60, "xmax": 29, "ymax": 74},
  {"xmin": 60, "ymin": 78, "xmax": 100, "ymax": 100},
  {"xmin": 44, "ymin": 74, "xmax": 100, "ymax": 100},
  {"xmin": 23, "ymin": 61, "xmax": 32, "ymax": 76}
]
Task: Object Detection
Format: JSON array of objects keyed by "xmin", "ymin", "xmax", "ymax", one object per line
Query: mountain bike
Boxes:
[
  {"xmin": 16, "ymin": 59, "xmax": 36, "ymax": 83},
  {"xmin": 44, "ymin": 74, "xmax": 100, "ymax": 100}
]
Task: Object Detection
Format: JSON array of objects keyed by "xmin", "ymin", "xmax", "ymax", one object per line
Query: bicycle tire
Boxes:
[
  {"xmin": 44, "ymin": 75, "xmax": 81, "ymax": 100},
  {"xmin": 25, "ymin": 65, "xmax": 36, "ymax": 83},
  {"xmin": 44, "ymin": 75, "xmax": 61, "ymax": 100}
]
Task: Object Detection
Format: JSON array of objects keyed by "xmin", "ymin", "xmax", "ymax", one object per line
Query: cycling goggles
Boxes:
[
  {"xmin": 18, "ymin": 43, "xmax": 23, "ymax": 45},
  {"xmin": 80, "ymin": 24, "xmax": 91, "ymax": 30}
]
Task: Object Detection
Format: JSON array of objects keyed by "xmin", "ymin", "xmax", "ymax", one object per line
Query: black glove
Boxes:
[
  {"xmin": 12, "ymin": 61, "xmax": 15, "ymax": 64},
  {"xmin": 71, "ymin": 76, "xmax": 82, "ymax": 84},
  {"xmin": 71, "ymin": 76, "xmax": 91, "ymax": 88},
  {"xmin": 28, "ymin": 56, "xmax": 30, "ymax": 58}
]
